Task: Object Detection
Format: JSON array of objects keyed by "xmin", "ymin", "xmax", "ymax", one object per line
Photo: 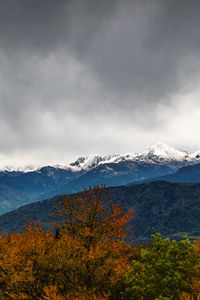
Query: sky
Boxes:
[{"xmin": 0, "ymin": 0, "xmax": 200, "ymax": 167}]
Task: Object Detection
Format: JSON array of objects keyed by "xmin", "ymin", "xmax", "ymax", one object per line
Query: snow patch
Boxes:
[{"xmin": 0, "ymin": 143, "xmax": 200, "ymax": 173}]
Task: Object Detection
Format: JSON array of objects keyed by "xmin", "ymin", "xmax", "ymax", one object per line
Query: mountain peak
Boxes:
[
  {"xmin": 142, "ymin": 143, "xmax": 188, "ymax": 161},
  {"xmin": 69, "ymin": 154, "xmax": 120, "ymax": 171},
  {"xmin": 0, "ymin": 165, "xmax": 37, "ymax": 173}
]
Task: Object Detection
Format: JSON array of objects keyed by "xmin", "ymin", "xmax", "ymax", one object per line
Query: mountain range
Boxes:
[{"xmin": 1, "ymin": 143, "xmax": 200, "ymax": 215}]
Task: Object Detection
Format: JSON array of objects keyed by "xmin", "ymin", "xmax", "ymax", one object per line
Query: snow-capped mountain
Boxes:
[
  {"xmin": 67, "ymin": 143, "xmax": 200, "ymax": 171},
  {"xmin": 1, "ymin": 143, "xmax": 200, "ymax": 174},
  {"xmin": 1, "ymin": 143, "xmax": 200, "ymax": 215},
  {"xmin": 135, "ymin": 143, "xmax": 188, "ymax": 161},
  {"xmin": 69, "ymin": 154, "xmax": 120, "ymax": 171},
  {"xmin": 0, "ymin": 165, "xmax": 37, "ymax": 173}
]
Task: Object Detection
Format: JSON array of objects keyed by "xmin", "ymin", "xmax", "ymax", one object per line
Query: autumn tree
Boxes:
[
  {"xmin": 0, "ymin": 223, "xmax": 55, "ymax": 299},
  {"xmin": 52, "ymin": 185, "xmax": 133, "ymax": 297},
  {"xmin": 189, "ymin": 237, "xmax": 200, "ymax": 298},
  {"xmin": 0, "ymin": 186, "xmax": 133, "ymax": 299}
]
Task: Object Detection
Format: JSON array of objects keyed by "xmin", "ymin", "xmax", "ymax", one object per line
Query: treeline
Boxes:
[{"xmin": 0, "ymin": 186, "xmax": 200, "ymax": 300}]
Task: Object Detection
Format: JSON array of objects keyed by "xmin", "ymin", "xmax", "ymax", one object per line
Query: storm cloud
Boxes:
[{"xmin": 0, "ymin": 0, "xmax": 200, "ymax": 166}]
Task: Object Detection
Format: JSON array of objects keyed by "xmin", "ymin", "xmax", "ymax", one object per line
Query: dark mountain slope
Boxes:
[
  {"xmin": 58, "ymin": 160, "xmax": 176, "ymax": 195},
  {"xmin": 1, "ymin": 181, "xmax": 200, "ymax": 242},
  {"xmin": 147, "ymin": 163, "xmax": 200, "ymax": 184},
  {"xmin": 0, "ymin": 167, "xmax": 80, "ymax": 214}
]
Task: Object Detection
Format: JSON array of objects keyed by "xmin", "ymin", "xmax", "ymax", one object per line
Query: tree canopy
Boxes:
[{"xmin": 125, "ymin": 234, "xmax": 200, "ymax": 300}]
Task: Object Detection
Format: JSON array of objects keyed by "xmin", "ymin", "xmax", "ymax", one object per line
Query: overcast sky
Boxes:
[{"xmin": 0, "ymin": 0, "xmax": 200, "ymax": 166}]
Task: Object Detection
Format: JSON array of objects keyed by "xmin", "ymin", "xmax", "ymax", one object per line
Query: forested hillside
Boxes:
[{"xmin": 1, "ymin": 181, "xmax": 200, "ymax": 242}]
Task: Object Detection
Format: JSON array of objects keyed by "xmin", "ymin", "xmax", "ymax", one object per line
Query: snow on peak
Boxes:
[
  {"xmin": 141, "ymin": 143, "xmax": 188, "ymax": 161},
  {"xmin": 0, "ymin": 165, "xmax": 37, "ymax": 173},
  {"xmin": 69, "ymin": 154, "xmax": 119, "ymax": 171},
  {"xmin": 0, "ymin": 143, "xmax": 199, "ymax": 173},
  {"xmin": 67, "ymin": 143, "xmax": 200, "ymax": 171},
  {"xmin": 189, "ymin": 150, "xmax": 200, "ymax": 160}
]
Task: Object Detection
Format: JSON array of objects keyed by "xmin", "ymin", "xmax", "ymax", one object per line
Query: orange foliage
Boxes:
[
  {"xmin": 0, "ymin": 186, "xmax": 134, "ymax": 299},
  {"xmin": 194, "ymin": 237, "xmax": 200, "ymax": 254},
  {"xmin": 41, "ymin": 286, "xmax": 65, "ymax": 300},
  {"xmin": 52, "ymin": 186, "xmax": 134, "ymax": 295},
  {"xmin": 0, "ymin": 223, "xmax": 55, "ymax": 299},
  {"xmin": 181, "ymin": 238, "xmax": 200, "ymax": 300},
  {"xmin": 181, "ymin": 292, "xmax": 200, "ymax": 300},
  {"xmin": 191, "ymin": 237, "xmax": 200, "ymax": 298}
]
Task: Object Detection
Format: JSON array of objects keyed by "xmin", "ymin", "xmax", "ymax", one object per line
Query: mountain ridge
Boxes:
[
  {"xmin": 1, "ymin": 143, "xmax": 200, "ymax": 215},
  {"xmin": 1, "ymin": 143, "xmax": 200, "ymax": 174}
]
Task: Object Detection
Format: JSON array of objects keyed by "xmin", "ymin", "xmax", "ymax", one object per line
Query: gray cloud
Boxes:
[
  {"xmin": 2, "ymin": 0, "xmax": 200, "ymax": 98},
  {"xmin": 0, "ymin": 0, "xmax": 118, "ymax": 53},
  {"xmin": 0, "ymin": 0, "xmax": 200, "ymax": 166}
]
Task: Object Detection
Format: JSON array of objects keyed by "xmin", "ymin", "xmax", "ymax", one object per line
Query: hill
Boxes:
[
  {"xmin": 1, "ymin": 181, "xmax": 200, "ymax": 242},
  {"xmin": 151, "ymin": 163, "xmax": 200, "ymax": 183}
]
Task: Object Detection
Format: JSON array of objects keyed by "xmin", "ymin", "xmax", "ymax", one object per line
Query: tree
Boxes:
[
  {"xmin": 125, "ymin": 234, "xmax": 200, "ymax": 300},
  {"xmin": 0, "ymin": 223, "xmax": 55, "ymax": 299},
  {"xmin": 0, "ymin": 186, "xmax": 133, "ymax": 299},
  {"xmin": 190, "ymin": 237, "xmax": 200, "ymax": 298},
  {"xmin": 52, "ymin": 185, "xmax": 133, "ymax": 297}
]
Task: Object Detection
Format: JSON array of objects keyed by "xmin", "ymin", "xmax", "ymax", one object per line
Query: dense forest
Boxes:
[{"xmin": 0, "ymin": 186, "xmax": 200, "ymax": 300}]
